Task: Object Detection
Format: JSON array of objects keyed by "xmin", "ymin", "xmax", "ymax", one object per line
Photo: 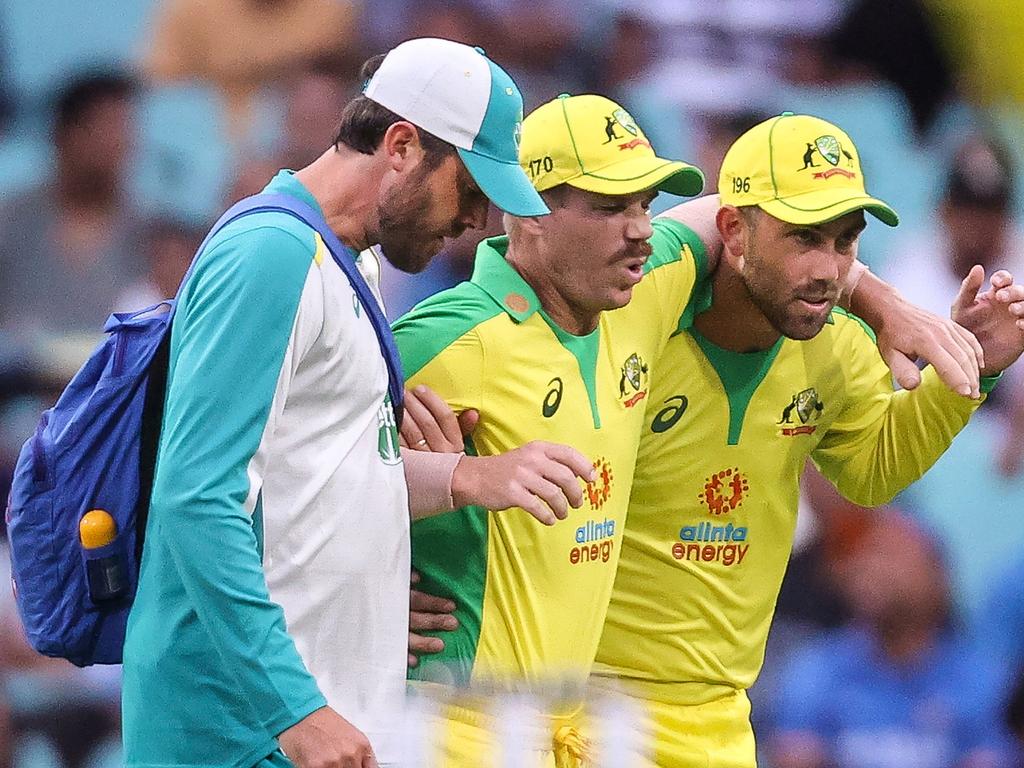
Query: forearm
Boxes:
[
  {"xmin": 815, "ymin": 367, "xmax": 983, "ymax": 506},
  {"xmin": 655, "ymin": 193, "xmax": 723, "ymax": 274},
  {"xmin": 154, "ymin": 478, "xmax": 325, "ymax": 731}
]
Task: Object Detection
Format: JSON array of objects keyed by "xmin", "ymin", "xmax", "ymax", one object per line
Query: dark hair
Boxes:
[
  {"xmin": 54, "ymin": 71, "xmax": 135, "ymax": 135},
  {"xmin": 943, "ymin": 136, "xmax": 1015, "ymax": 212},
  {"xmin": 737, "ymin": 204, "xmax": 761, "ymax": 228},
  {"xmin": 333, "ymin": 54, "xmax": 456, "ymax": 170}
]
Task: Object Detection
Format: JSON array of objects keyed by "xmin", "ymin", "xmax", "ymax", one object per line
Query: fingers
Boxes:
[
  {"xmin": 411, "ymin": 610, "xmax": 458, "ymax": 632},
  {"xmin": 882, "ymin": 349, "xmax": 922, "ymax": 390},
  {"xmin": 517, "ymin": 492, "xmax": 558, "ymax": 526},
  {"xmin": 924, "ymin": 340, "xmax": 977, "ymax": 398},
  {"xmin": 951, "ymin": 264, "xmax": 985, "ymax": 317},
  {"xmin": 399, "ymin": 392, "xmax": 428, "ymax": 450},
  {"xmin": 402, "ymin": 389, "xmax": 451, "ymax": 452},
  {"xmin": 537, "ymin": 457, "xmax": 586, "ymax": 509},
  {"xmin": 538, "ymin": 442, "xmax": 598, "ymax": 484},
  {"xmin": 525, "ymin": 475, "xmax": 570, "ymax": 521},
  {"xmin": 458, "ymin": 408, "xmax": 480, "ymax": 437},
  {"xmin": 943, "ymin": 321, "xmax": 982, "ymax": 394},
  {"xmin": 995, "ymin": 283, "xmax": 1024, "ymax": 304},
  {"xmin": 412, "ymin": 385, "xmax": 464, "ymax": 448},
  {"xmin": 952, "ymin": 320, "xmax": 986, "ymax": 375},
  {"xmin": 409, "ymin": 629, "xmax": 446, "ymax": 654},
  {"xmin": 990, "ymin": 269, "xmax": 1014, "ymax": 291},
  {"xmin": 410, "ymin": 588, "xmax": 455, "ymax": 615}
]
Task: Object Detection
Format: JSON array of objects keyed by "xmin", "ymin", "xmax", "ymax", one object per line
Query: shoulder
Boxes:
[
  {"xmin": 193, "ymin": 214, "xmax": 320, "ymax": 286},
  {"xmin": 392, "ymin": 281, "xmax": 503, "ymax": 377},
  {"xmin": 645, "ymin": 218, "xmax": 708, "ymax": 277}
]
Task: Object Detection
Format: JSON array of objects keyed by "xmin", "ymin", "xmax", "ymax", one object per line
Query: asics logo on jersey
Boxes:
[
  {"xmin": 542, "ymin": 377, "xmax": 563, "ymax": 417},
  {"xmin": 651, "ymin": 395, "xmax": 688, "ymax": 433}
]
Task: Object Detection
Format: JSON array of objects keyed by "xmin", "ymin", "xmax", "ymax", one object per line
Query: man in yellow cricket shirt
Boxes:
[
  {"xmin": 392, "ymin": 93, "xmax": 708, "ymax": 768},
  {"xmin": 589, "ymin": 113, "xmax": 1024, "ymax": 767}
]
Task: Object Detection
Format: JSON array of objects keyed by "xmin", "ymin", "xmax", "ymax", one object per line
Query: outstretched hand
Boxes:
[
  {"xmin": 951, "ymin": 266, "xmax": 1024, "ymax": 377},
  {"xmin": 865, "ymin": 284, "xmax": 983, "ymax": 398}
]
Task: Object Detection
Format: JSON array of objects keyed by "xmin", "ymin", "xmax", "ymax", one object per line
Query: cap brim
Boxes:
[
  {"xmin": 759, "ymin": 188, "xmax": 899, "ymax": 227},
  {"xmin": 458, "ymin": 148, "xmax": 550, "ymax": 217},
  {"xmin": 566, "ymin": 157, "xmax": 705, "ymax": 198}
]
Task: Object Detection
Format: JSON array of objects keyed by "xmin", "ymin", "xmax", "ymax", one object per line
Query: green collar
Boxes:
[{"xmin": 471, "ymin": 235, "xmax": 543, "ymax": 323}]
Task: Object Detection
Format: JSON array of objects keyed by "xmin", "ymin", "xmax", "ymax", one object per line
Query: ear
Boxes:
[
  {"xmin": 716, "ymin": 205, "xmax": 748, "ymax": 270},
  {"xmin": 518, "ymin": 213, "xmax": 547, "ymax": 237},
  {"xmin": 381, "ymin": 121, "xmax": 426, "ymax": 173}
]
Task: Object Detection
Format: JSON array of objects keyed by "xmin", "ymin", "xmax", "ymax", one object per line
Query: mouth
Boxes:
[
  {"xmin": 621, "ymin": 256, "xmax": 648, "ymax": 283},
  {"xmin": 794, "ymin": 296, "xmax": 835, "ymax": 313}
]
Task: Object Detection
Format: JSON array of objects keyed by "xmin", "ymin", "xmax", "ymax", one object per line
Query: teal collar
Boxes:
[{"xmin": 263, "ymin": 170, "xmax": 325, "ymax": 218}]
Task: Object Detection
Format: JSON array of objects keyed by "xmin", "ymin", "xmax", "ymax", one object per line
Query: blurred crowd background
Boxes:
[{"xmin": 2, "ymin": 0, "xmax": 1024, "ymax": 766}]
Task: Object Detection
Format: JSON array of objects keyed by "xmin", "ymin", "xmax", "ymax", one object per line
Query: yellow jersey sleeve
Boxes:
[
  {"xmin": 628, "ymin": 217, "xmax": 712, "ymax": 346},
  {"xmin": 393, "ymin": 282, "xmax": 501, "ymax": 415},
  {"xmin": 811, "ymin": 311, "xmax": 984, "ymax": 507}
]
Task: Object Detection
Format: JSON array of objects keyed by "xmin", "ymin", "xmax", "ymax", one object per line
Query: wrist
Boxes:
[
  {"xmin": 844, "ymin": 269, "xmax": 898, "ymax": 328},
  {"xmin": 450, "ymin": 454, "xmax": 477, "ymax": 508},
  {"xmin": 840, "ymin": 260, "xmax": 870, "ymax": 309}
]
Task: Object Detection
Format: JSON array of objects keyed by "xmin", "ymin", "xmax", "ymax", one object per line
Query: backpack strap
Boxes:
[{"xmin": 174, "ymin": 192, "xmax": 406, "ymax": 426}]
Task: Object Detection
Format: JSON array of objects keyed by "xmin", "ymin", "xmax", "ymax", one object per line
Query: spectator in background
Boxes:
[
  {"xmin": 142, "ymin": 0, "xmax": 359, "ymax": 146},
  {"xmin": 692, "ymin": 111, "xmax": 767, "ymax": 194},
  {"xmin": 0, "ymin": 71, "xmax": 143, "ymax": 341},
  {"xmin": 225, "ymin": 59, "xmax": 354, "ymax": 203},
  {"xmin": 0, "ymin": 25, "xmax": 10, "ymax": 137},
  {"xmin": 830, "ymin": 0, "xmax": 955, "ymax": 135},
  {"xmin": 276, "ymin": 59, "xmax": 354, "ymax": 170},
  {"xmin": 116, "ymin": 217, "xmax": 205, "ymax": 309},
  {"xmin": 770, "ymin": 509, "xmax": 1009, "ymax": 768}
]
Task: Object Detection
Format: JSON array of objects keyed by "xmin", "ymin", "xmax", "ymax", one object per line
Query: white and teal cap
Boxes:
[{"xmin": 363, "ymin": 37, "xmax": 549, "ymax": 217}]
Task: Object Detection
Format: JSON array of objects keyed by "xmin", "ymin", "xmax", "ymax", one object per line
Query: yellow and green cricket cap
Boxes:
[
  {"xmin": 518, "ymin": 93, "xmax": 705, "ymax": 198},
  {"xmin": 719, "ymin": 112, "xmax": 899, "ymax": 227}
]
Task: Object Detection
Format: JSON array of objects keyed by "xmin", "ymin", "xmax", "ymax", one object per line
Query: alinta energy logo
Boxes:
[
  {"xmin": 569, "ymin": 516, "xmax": 616, "ymax": 565},
  {"xmin": 670, "ymin": 466, "xmax": 751, "ymax": 568},
  {"xmin": 698, "ymin": 467, "xmax": 748, "ymax": 516},
  {"xmin": 586, "ymin": 457, "xmax": 614, "ymax": 510}
]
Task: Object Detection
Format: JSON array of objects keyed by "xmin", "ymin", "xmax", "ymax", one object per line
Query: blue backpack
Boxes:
[{"xmin": 5, "ymin": 193, "xmax": 405, "ymax": 666}]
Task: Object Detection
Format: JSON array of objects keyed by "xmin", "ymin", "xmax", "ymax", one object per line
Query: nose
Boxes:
[
  {"xmin": 625, "ymin": 210, "xmax": 653, "ymax": 242},
  {"xmin": 809, "ymin": 246, "xmax": 845, "ymax": 283}
]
